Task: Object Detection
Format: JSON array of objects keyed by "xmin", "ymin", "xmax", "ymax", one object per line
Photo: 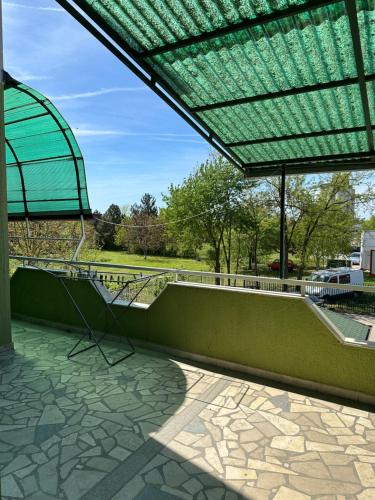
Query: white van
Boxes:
[{"xmin": 306, "ymin": 268, "xmax": 364, "ymax": 300}]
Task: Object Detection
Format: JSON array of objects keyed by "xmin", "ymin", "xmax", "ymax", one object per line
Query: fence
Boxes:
[{"xmin": 9, "ymin": 254, "xmax": 375, "ymax": 316}]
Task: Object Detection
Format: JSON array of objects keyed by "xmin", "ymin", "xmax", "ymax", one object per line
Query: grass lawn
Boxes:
[
  {"xmin": 364, "ymin": 274, "xmax": 375, "ymax": 285},
  {"xmin": 81, "ymin": 250, "xmax": 316, "ymax": 277},
  {"xmin": 82, "ymin": 249, "xmax": 211, "ymax": 272}
]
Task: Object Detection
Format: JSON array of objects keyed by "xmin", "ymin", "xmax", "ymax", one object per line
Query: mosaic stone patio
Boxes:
[{"xmin": 1, "ymin": 321, "xmax": 375, "ymax": 499}]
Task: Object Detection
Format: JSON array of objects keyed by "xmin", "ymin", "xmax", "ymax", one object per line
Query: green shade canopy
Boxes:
[
  {"xmin": 58, "ymin": 0, "xmax": 374, "ymax": 177},
  {"xmin": 5, "ymin": 73, "xmax": 91, "ymax": 219}
]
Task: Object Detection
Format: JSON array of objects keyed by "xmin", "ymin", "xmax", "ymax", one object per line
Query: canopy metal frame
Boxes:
[
  {"xmin": 9, "ymin": 76, "xmax": 84, "ymax": 214},
  {"xmin": 57, "ymin": 0, "xmax": 375, "ymax": 177},
  {"xmin": 4, "ymin": 72, "xmax": 91, "ymax": 220}
]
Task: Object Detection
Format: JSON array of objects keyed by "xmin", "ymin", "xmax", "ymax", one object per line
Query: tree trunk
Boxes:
[
  {"xmin": 235, "ymin": 235, "xmax": 241, "ymax": 276},
  {"xmin": 315, "ymin": 254, "xmax": 320, "ymax": 269},
  {"xmin": 214, "ymin": 247, "xmax": 221, "ymax": 285},
  {"xmin": 253, "ymin": 234, "xmax": 258, "ymax": 276},
  {"xmin": 248, "ymin": 247, "xmax": 252, "ymax": 271},
  {"xmin": 297, "ymin": 252, "xmax": 306, "ymax": 280},
  {"xmin": 223, "ymin": 224, "xmax": 232, "ymax": 285}
]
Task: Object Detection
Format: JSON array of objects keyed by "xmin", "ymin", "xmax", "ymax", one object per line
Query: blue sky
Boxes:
[{"xmin": 3, "ymin": 1, "xmax": 211, "ymax": 212}]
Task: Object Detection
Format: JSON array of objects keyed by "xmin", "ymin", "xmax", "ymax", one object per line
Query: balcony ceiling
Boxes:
[{"xmin": 57, "ymin": 0, "xmax": 375, "ymax": 176}]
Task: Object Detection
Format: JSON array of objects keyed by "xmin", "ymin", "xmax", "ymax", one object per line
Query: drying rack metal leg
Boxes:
[
  {"xmin": 90, "ymin": 278, "xmax": 137, "ymax": 355},
  {"xmin": 61, "ymin": 275, "xmax": 136, "ymax": 367}
]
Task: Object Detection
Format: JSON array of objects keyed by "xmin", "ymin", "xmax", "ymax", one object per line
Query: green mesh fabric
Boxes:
[
  {"xmin": 198, "ymin": 85, "xmax": 364, "ymax": 143},
  {"xmin": 69, "ymin": 0, "xmax": 375, "ymax": 172},
  {"xmin": 149, "ymin": 4, "xmax": 357, "ymax": 107},
  {"xmin": 80, "ymin": 0, "xmax": 312, "ymax": 52},
  {"xmin": 5, "ymin": 75, "xmax": 91, "ymax": 219},
  {"xmin": 232, "ymin": 131, "xmax": 368, "ymax": 163}
]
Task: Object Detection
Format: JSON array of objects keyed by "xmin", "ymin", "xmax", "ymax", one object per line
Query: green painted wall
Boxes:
[{"xmin": 10, "ymin": 267, "xmax": 375, "ymax": 397}]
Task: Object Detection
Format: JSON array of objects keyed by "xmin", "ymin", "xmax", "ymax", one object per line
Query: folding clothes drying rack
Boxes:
[{"xmin": 31, "ymin": 264, "xmax": 167, "ymax": 367}]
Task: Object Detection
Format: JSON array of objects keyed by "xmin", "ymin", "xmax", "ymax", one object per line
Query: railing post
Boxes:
[
  {"xmin": 279, "ymin": 164, "xmax": 286, "ymax": 281},
  {"xmin": 175, "ymin": 272, "xmax": 179, "ymax": 282},
  {"xmin": 301, "ymin": 284, "xmax": 305, "ymax": 297}
]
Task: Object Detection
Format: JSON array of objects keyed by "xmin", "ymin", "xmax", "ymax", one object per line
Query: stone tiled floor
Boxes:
[{"xmin": 1, "ymin": 322, "xmax": 375, "ymax": 499}]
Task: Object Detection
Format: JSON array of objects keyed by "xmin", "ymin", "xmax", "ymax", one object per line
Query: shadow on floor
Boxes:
[{"xmin": 0, "ymin": 322, "xmax": 246, "ymax": 499}]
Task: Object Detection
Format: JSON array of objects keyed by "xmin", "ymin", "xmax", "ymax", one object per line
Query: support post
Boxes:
[
  {"xmin": 279, "ymin": 165, "xmax": 287, "ymax": 281},
  {"xmin": 72, "ymin": 215, "xmax": 85, "ymax": 262},
  {"xmin": 0, "ymin": 0, "xmax": 12, "ymax": 349}
]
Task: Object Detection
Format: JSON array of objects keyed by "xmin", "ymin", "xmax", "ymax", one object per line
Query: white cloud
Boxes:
[
  {"xmin": 73, "ymin": 127, "xmax": 205, "ymax": 142},
  {"xmin": 154, "ymin": 137, "xmax": 205, "ymax": 144},
  {"xmin": 73, "ymin": 128, "xmax": 124, "ymax": 137},
  {"xmin": 52, "ymin": 87, "xmax": 146, "ymax": 101},
  {"xmin": 4, "ymin": 2, "xmax": 64, "ymax": 11},
  {"xmin": 8, "ymin": 70, "xmax": 52, "ymax": 82}
]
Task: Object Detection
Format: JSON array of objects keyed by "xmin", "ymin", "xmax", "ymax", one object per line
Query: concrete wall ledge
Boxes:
[
  {"xmin": 10, "ymin": 314, "xmax": 375, "ymax": 406},
  {"xmin": 132, "ymin": 337, "xmax": 375, "ymax": 406},
  {"xmin": 174, "ymin": 280, "xmax": 301, "ymax": 299},
  {"xmin": 10, "ymin": 267, "xmax": 375, "ymax": 403}
]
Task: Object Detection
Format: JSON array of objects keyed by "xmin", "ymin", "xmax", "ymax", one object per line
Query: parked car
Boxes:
[
  {"xmin": 306, "ymin": 268, "xmax": 364, "ymax": 300},
  {"xmin": 349, "ymin": 252, "xmax": 361, "ymax": 266},
  {"xmin": 268, "ymin": 259, "xmax": 295, "ymax": 272}
]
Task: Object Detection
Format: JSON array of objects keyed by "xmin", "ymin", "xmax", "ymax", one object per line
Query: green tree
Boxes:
[
  {"xmin": 94, "ymin": 204, "xmax": 121, "ymax": 249},
  {"xmin": 163, "ymin": 154, "xmax": 249, "ymax": 278},
  {"xmin": 362, "ymin": 214, "xmax": 375, "ymax": 230},
  {"xmin": 236, "ymin": 190, "xmax": 279, "ymax": 275},
  {"xmin": 269, "ymin": 173, "xmax": 371, "ymax": 279},
  {"xmin": 131, "ymin": 193, "xmax": 158, "ymax": 217},
  {"xmin": 115, "ymin": 195, "xmax": 165, "ymax": 258},
  {"xmin": 127, "ymin": 213, "xmax": 165, "ymax": 259}
]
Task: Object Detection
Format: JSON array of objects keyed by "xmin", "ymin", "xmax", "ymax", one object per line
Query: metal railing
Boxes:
[
  {"xmin": 9, "ymin": 254, "xmax": 375, "ymax": 315},
  {"xmin": 9, "ymin": 216, "xmax": 86, "ymax": 261}
]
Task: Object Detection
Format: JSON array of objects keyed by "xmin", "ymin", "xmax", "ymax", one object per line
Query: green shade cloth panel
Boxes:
[
  {"xmin": 5, "ymin": 74, "xmax": 91, "ymax": 220},
  {"xmin": 321, "ymin": 308, "xmax": 370, "ymax": 342},
  {"xmin": 233, "ymin": 131, "xmax": 368, "ymax": 163},
  {"xmin": 67, "ymin": 0, "xmax": 375, "ymax": 173},
  {"xmin": 198, "ymin": 85, "xmax": 365, "ymax": 143}
]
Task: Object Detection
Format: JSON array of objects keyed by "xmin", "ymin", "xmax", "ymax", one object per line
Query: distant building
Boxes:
[{"xmin": 336, "ymin": 186, "xmax": 355, "ymax": 216}]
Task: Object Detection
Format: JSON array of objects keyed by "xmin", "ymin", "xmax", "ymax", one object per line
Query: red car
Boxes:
[{"xmin": 268, "ymin": 259, "xmax": 295, "ymax": 272}]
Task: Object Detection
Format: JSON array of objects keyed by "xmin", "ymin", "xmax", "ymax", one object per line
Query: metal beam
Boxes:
[
  {"xmin": 226, "ymin": 125, "xmax": 375, "ymax": 148},
  {"xmin": 192, "ymin": 74, "xmax": 375, "ymax": 112},
  {"xmin": 0, "ymin": 0, "xmax": 12, "ymax": 348},
  {"xmin": 8, "ymin": 211, "xmax": 92, "ymax": 221},
  {"xmin": 61, "ymin": 0, "xmax": 244, "ymax": 171},
  {"xmin": 8, "ymin": 197, "xmax": 80, "ymax": 203},
  {"xmin": 5, "ymin": 138, "xmax": 28, "ymax": 216},
  {"xmin": 139, "ymin": 0, "xmax": 340, "ymax": 58},
  {"xmin": 5, "ymin": 111, "xmax": 49, "ymax": 127},
  {"xmin": 346, "ymin": 0, "xmax": 374, "ymax": 152},
  {"xmin": 244, "ymin": 151, "xmax": 373, "ymax": 168},
  {"xmin": 6, "ymin": 154, "xmax": 79, "ymax": 168},
  {"xmin": 279, "ymin": 165, "xmax": 286, "ymax": 280},
  {"xmin": 245, "ymin": 159, "xmax": 375, "ymax": 177}
]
